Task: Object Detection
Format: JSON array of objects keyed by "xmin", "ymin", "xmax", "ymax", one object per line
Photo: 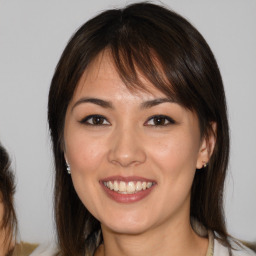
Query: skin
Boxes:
[
  {"xmin": 0, "ymin": 200, "xmax": 11, "ymax": 256},
  {"xmin": 64, "ymin": 51, "xmax": 216, "ymax": 256},
  {"xmin": 0, "ymin": 200, "xmax": 6, "ymax": 256}
]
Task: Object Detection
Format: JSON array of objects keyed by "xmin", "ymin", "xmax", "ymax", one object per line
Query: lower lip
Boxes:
[{"xmin": 100, "ymin": 182, "xmax": 155, "ymax": 203}]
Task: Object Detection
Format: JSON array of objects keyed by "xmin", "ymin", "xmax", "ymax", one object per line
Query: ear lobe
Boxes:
[{"xmin": 196, "ymin": 122, "xmax": 217, "ymax": 169}]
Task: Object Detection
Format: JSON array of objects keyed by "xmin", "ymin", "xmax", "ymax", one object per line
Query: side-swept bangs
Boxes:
[{"xmin": 48, "ymin": 3, "xmax": 229, "ymax": 255}]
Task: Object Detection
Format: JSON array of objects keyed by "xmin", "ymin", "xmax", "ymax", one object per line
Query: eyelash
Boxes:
[
  {"xmin": 79, "ymin": 115, "xmax": 110, "ymax": 126},
  {"xmin": 144, "ymin": 115, "xmax": 175, "ymax": 126},
  {"xmin": 79, "ymin": 114, "xmax": 175, "ymax": 127}
]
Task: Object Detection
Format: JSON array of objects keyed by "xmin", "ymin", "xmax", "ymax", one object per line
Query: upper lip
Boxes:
[{"xmin": 100, "ymin": 175, "xmax": 156, "ymax": 183}]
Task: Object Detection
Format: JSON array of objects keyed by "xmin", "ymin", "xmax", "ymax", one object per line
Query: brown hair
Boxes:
[
  {"xmin": 48, "ymin": 2, "xmax": 230, "ymax": 255},
  {"xmin": 0, "ymin": 144, "xmax": 17, "ymax": 255}
]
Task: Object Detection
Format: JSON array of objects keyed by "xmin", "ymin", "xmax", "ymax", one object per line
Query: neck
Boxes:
[
  {"xmin": 0, "ymin": 230, "xmax": 11, "ymax": 256},
  {"xmin": 97, "ymin": 216, "xmax": 208, "ymax": 256}
]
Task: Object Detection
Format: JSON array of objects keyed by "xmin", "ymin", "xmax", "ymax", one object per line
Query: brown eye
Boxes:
[
  {"xmin": 145, "ymin": 115, "xmax": 175, "ymax": 126},
  {"xmin": 80, "ymin": 115, "xmax": 110, "ymax": 126},
  {"xmin": 92, "ymin": 116, "xmax": 105, "ymax": 125},
  {"xmin": 153, "ymin": 116, "xmax": 166, "ymax": 125}
]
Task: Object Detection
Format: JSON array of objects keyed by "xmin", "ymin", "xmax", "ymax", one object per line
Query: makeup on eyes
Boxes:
[
  {"xmin": 73, "ymin": 98, "xmax": 183, "ymax": 128},
  {"xmin": 144, "ymin": 115, "xmax": 176, "ymax": 126},
  {"xmin": 78, "ymin": 113, "xmax": 176, "ymax": 128},
  {"xmin": 79, "ymin": 114, "xmax": 111, "ymax": 126}
]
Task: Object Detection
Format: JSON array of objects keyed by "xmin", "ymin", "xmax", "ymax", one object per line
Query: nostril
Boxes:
[
  {"xmin": 107, "ymin": 148, "xmax": 146, "ymax": 167},
  {"xmin": 107, "ymin": 129, "xmax": 147, "ymax": 167}
]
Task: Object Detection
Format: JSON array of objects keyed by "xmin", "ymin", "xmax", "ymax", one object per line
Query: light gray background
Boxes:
[{"xmin": 0, "ymin": 0, "xmax": 255, "ymax": 244}]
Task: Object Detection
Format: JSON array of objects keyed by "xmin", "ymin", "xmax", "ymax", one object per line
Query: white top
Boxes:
[
  {"xmin": 29, "ymin": 243, "xmax": 57, "ymax": 256},
  {"xmin": 192, "ymin": 219, "xmax": 256, "ymax": 256},
  {"xmin": 29, "ymin": 239, "xmax": 256, "ymax": 256},
  {"xmin": 214, "ymin": 238, "xmax": 256, "ymax": 256},
  {"xmin": 30, "ymin": 225, "xmax": 256, "ymax": 256}
]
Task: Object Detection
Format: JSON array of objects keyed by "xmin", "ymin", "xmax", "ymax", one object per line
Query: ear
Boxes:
[{"xmin": 196, "ymin": 122, "xmax": 217, "ymax": 169}]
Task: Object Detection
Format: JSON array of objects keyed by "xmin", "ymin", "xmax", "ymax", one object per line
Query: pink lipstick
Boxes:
[{"xmin": 100, "ymin": 176, "xmax": 156, "ymax": 203}]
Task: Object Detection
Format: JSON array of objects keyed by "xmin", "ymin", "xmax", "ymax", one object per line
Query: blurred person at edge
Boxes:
[
  {"xmin": 0, "ymin": 143, "xmax": 39, "ymax": 256},
  {"xmin": 0, "ymin": 143, "xmax": 16, "ymax": 255},
  {"xmin": 47, "ymin": 2, "xmax": 256, "ymax": 256}
]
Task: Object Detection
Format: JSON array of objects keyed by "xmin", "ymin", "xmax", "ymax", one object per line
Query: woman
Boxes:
[
  {"xmin": 0, "ymin": 143, "xmax": 17, "ymax": 255},
  {"xmin": 48, "ymin": 2, "xmax": 255, "ymax": 256},
  {"xmin": 0, "ymin": 144, "xmax": 39, "ymax": 256}
]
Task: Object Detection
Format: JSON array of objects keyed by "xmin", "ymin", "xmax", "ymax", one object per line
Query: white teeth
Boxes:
[
  {"xmin": 147, "ymin": 182, "xmax": 152, "ymax": 188},
  {"xmin": 113, "ymin": 181, "xmax": 119, "ymax": 191},
  {"xmin": 127, "ymin": 181, "xmax": 136, "ymax": 193},
  {"xmin": 104, "ymin": 180, "xmax": 154, "ymax": 194},
  {"xmin": 136, "ymin": 181, "xmax": 142, "ymax": 191},
  {"xmin": 108, "ymin": 181, "xmax": 114, "ymax": 190},
  {"xmin": 119, "ymin": 181, "xmax": 126, "ymax": 192}
]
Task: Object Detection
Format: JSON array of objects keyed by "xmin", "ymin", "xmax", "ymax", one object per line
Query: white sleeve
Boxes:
[
  {"xmin": 214, "ymin": 239, "xmax": 256, "ymax": 256},
  {"xmin": 29, "ymin": 243, "xmax": 58, "ymax": 256}
]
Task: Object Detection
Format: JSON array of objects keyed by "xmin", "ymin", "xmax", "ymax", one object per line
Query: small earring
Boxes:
[
  {"xmin": 66, "ymin": 163, "xmax": 71, "ymax": 174},
  {"xmin": 203, "ymin": 162, "xmax": 208, "ymax": 168}
]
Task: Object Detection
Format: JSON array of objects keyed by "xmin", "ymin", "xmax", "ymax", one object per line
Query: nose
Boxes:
[{"xmin": 107, "ymin": 126, "xmax": 146, "ymax": 167}]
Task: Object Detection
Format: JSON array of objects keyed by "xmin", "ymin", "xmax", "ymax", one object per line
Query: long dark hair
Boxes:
[
  {"xmin": 48, "ymin": 2, "xmax": 230, "ymax": 255},
  {"xmin": 0, "ymin": 144, "xmax": 17, "ymax": 255}
]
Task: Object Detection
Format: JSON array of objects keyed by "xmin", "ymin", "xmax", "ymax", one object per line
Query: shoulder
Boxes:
[
  {"xmin": 214, "ymin": 238, "xmax": 256, "ymax": 256},
  {"xmin": 28, "ymin": 242, "xmax": 57, "ymax": 256},
  {"xmin": 13, "ymin": 242, "xmax": 39, "ymax": 256}
]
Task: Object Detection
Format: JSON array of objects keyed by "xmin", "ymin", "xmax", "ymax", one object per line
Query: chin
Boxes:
[
  {"xmin": 101, "ymin": 213, "xmax": 153, "ymax": 235},
  {"xmin": 106, "ymin": 223, "xmax": 149, "ymax": 235}
]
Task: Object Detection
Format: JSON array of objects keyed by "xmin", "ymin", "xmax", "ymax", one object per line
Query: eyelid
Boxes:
[
  {"xmin": 79, "ymin": 114, "xmax": 110, "ymax": 125},
  {"xmin": 144, "ymin": 115, "xmax": 176, "ymax": 126}
]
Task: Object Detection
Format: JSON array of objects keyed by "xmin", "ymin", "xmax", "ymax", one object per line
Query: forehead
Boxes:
[{"xmin": 73, "ymin": 50, "xmax": 169, "ymax": 101}]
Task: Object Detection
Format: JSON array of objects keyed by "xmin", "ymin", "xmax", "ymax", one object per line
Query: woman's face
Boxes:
[{"xmin": 64, "ymin": 52, "xmax": 212, "ymax": 235}]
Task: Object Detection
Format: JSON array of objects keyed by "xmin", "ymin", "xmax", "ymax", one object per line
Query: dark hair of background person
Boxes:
[
  {"xmin": 48, "ymin": 2, "xmax": 230, "ymax": 256},
  {"xmin": 0, "ymin": 143, "xmax": 17, "ymax": 255}
]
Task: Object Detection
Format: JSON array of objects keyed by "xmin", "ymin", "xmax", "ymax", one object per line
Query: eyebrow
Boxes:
[
  {"xmin": 140, "ymin": 98, "xmax": 175, "ymax": 109},
  {"xmin": 72, "ymin": 97, "xmax": 175, "ymax": 111},
  {"xmin": 72, "ymin": 97, "xmax": 113, "ymax": 111}
]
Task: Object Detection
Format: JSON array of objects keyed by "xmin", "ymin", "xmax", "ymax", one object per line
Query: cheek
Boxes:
[
  {"xmin": 147, "ymin": 134, "xmax": 200, "ymax": 215},
  {"xmin": 65, "ymin": 133, "xmax": 106, "ymax": 214},
  {"xmin": 65, "ymin": 130, "xmax": 106, "ymax": 174},
  {"xmin": 149, "ymin": 133, "xmax": 200, "ymax": 174}
]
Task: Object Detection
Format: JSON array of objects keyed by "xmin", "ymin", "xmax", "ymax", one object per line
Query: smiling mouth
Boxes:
[{"xmin": 103, "ymin": 180, "xmax": 155, "ymax": 194}]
